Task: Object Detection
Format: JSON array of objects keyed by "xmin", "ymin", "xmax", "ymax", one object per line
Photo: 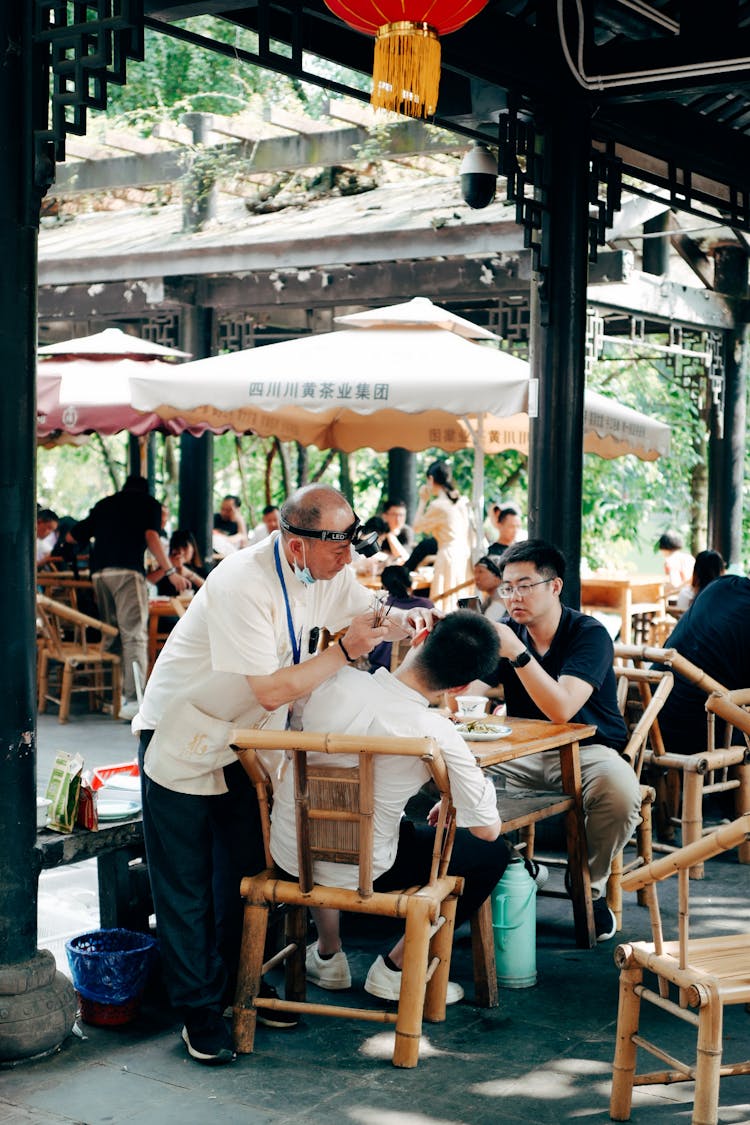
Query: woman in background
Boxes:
[
  {"xmin": 413, "ymin": 460, "xmax": 473, "ymax": 612},
  {"xmin": 676, "ymin": 549, "xmax": 725, "ymax": 611}
]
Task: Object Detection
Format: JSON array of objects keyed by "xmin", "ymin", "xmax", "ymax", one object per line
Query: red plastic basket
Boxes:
[
  {"xmin": 91, "ymin": 761, "xmax": 140, "ymax": 791},
  {"xmin": 77, "ymin": 992, "xmax": 142, "ymax": 1027}
]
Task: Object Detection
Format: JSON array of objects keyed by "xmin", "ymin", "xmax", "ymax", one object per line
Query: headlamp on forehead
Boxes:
[{"xmin": 280, "ymin": 513, "xmax": 380, "ymax": 557}]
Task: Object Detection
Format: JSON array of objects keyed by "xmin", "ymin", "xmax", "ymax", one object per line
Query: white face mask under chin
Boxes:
[{"xmin": 293, "ymin": 541, "xmax": 315, "ymax": 586}]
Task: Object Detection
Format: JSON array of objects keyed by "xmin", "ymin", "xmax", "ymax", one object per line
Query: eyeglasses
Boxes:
[{"xmin": 499, "ymin": 578, "xmax": 554, "ymax": 599}]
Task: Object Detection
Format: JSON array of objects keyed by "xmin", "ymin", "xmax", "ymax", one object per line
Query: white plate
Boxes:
[
  {"xmin": 96, "ymin": 798, "xmax": 141, "ymax": 821},
  {"xmin": 101, "ymin": 775, "xmax": 141, "ymax": 793},
  {"xmin": 456, "ymin": 723, "xmax": 512, "ymax": 742}
]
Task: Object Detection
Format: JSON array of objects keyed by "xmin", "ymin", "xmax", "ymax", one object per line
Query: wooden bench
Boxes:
[{"xmin": 33, "ymin": 817, "xmax": 151, "ymax": 933}]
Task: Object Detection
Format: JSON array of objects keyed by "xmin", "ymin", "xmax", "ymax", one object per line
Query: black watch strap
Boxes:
[{"xmin": 509, "ymin": 648, "xmax": 532, "ymax": 668}]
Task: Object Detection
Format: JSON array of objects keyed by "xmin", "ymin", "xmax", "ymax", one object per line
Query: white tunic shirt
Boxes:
[
  {"xmin": 269, "ymin": 666, "xmax": 499, "ymax": 889},
  {"xmin": 135, "ymin": 532, "xmax": 371, "ymax": 794}
]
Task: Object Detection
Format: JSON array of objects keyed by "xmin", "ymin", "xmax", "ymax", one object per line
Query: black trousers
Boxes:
[
  {"xmin": 373, "ymin": 819, "xmax": 512, "ymax": 928},
  {"xmin": 138, "ymin": 733, "xmax": 265, "ymax": 1017}
]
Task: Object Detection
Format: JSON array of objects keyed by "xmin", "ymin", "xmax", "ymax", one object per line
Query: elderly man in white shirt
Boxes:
[
  {"xmin": 135, "ymin": 485, "xmax": 427, "ymax": 1066},
  {"xmin": 270, "ymin": 610, "xmax": 513, "ymax": 1005}
]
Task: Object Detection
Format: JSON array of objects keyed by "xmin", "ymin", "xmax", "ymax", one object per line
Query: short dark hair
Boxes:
[
  {"xmin": 169, "ymin": 528, "xmax": 202, "ymax": 568},
  {"xmin": 222, "ymin": 494, "xmax": 241, "ymax": 508},
  {"xmin": 412, "ymin": 610, "xmax": 499, "ymax": 691},
  {"xmin": 383, "ymin": 498, "xmax": 407, "ymax": 511},
  {"xmin": 362, "ymin": 516, "xmax": 389, "ymax": 536},
  {"xmin": 656, "ymin": 530, "xmax": 683, "ymax": 551},
  {"xmin": 693, "ymin": 549, "xmax": 725, "ymax": 591},
  {"xmin": 262, "ymin": 504, "xmax": 279, "ymax": 516},
  {"xmin": 380, "ymin": 564, "xmax": 413, "ymax": 600},
  {"xmin": 499, "ymin": 538, "xmax": 566, "ymax": 582},
  {"xmin": 491, "ymin": 501, "xmax": 521, "ymax": 523},
  {"xmin": 123, "ymin": 474, "xmax": 149, "ymax": 493},
  {"xmin": 475, "ymin": 555, "xmax": 503, "ymax": 580},
  {"xmin": 37, "ymin": 508, "xmax": 58, "ymax": 523}
]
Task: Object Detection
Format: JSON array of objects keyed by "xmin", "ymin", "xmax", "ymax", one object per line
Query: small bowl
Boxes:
[
  {"xmin": 455, "ymin": 695, "xmax": 488, "ymax": 719},
  {"xmin": 36, "ymin": 797, "xmax": 52, "ymax": 829}
]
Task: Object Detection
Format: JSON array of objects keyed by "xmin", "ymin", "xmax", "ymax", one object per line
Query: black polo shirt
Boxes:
[
  {"xmin": 74, "ymin": 489, "xmax": 161, "ymax": 575},
  {"xmin": 488, "ymin": 605, "xmax": 627, "ymax": 751}
]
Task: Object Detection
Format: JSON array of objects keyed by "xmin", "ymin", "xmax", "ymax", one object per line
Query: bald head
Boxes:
[{"xmin": 280, "ymin": 485, "xmax": 353, "ymax": 535}]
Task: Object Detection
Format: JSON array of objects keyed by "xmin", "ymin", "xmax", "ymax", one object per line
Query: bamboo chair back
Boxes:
[
  {"xmin": 230, "ymin": 728, "xmax": 462, "ymax": 1069},
  {"xmin": 615, "ymin": 666, "xmax": 673, "ymax": 777},
  {"xmin": 611, "ymin": 814, "xmax": 750, "ymax": 1125},
  {"xmin": 232, "ymin": 728, "xmax": 454, "ymax": 897},
  {"xmin": 37, "ymin": 593, "xmax": 118, "ymax": 656},
  {"xmin": 36, "ymin": 593, "xmax": 121, "ymax": 722}
]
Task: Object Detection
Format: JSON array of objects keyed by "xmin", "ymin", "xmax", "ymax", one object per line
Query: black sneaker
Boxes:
[
  {"xmin": 255, "ymin": 980, "xmax": 299, "ymax": 1029},
  {"xmin": 593, "ymin": 897, "xmax": 617, "ymax": 942},
  {"xmin": 181, "ymin": 1008, "xmax": 236, "ymax": 1065}
]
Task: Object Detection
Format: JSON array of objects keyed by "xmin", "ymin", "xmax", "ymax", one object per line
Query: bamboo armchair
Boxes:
[
  {"xmin": 231, "ymin": 728, "xmax": 463, "ymax": 1069},
  {"xmin": 613, "ymin": 644, "xmax": 750, "ymax": 878},
  {"xmin": 607, "ymin": 665, "xmax": 674, "ymax": 927},
  {"xmin": 36, "ymin": 593, "xmax": 122, "ymax": 722},
  {"xmin": 610, "ymin": 813, "xmax": 750, "ymax": 1125}
]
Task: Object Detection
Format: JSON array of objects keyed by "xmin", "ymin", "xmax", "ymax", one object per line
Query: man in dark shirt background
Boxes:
[
  {"xmin": 486, "ymin": 539, "xmax": 640, "ymax": 941},
  {"xmin": 656, "ymin": 573, "xmax": 750, "ymax": 755},
  {"xmin": 73, "ymin": 475, "xmax": 188, "ymax": 719}
]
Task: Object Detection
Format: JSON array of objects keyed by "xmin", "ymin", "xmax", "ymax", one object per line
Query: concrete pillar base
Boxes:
[{"xmin": 0, "ymin": 949, "xmax": 76, "ymax": 1063}]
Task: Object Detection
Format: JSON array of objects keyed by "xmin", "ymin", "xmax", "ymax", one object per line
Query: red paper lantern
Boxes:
[{"xmin": 324, "ymin": 1, "xmax": 490, "ymax": 118}]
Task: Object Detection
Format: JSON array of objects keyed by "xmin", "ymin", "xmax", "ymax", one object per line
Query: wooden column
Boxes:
[
  {"xmin": 179, "ymin": 306, "xmax": 214, "ymax": 566},
  {"xmin": 708, "ymin": 245, "xmax": 748, "ymax": 570},
  {"xmin": 0, "ymin": 0, "xmax": 76, "ymax": 1061},
  {"xmin": 527, "ymin": 101, "xmax": 591, "ymax": 608}
]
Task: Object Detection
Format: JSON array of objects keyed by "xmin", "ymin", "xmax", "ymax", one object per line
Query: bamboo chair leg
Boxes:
[
  {"xmin": 610, "ymin": 966, "xmax": 642, "ymax": 1122},
  {"xmin": 284, "ymin": 905, "xmax": 308, "ymax": 1003},
  {"xmin": 636, "ymin": 796, "xmax": 654, "ymax": 908},
  {"xmin": 59, "ymin": 662, "xmax": 74, "ymax": 723},
  {"xmin": 393, "ymin": 899, "xmax": 432, "ymax": 1069},
  {"xmin": 232, "ymin": 899, "xmax": 269, "ymax": 1054},
  {"xmin": 607, "ymin": 850, "xmax": 624, "ymax": 929},
  {"xmin": 692, "ymin": 992, "xmax": 723, "ymax": 1125},
  {"xmin": 735, "ymin": 763, "xmax": 750, "ymax": 866},
  {"xmin": 470, "ymin": 897, "xmax": 499, "ymax": 1008},
  {"xmin": 424, "ymin": 891, "xmax": 458, "ymax": 1024},
  {"xmin": 38, "ymin": 651, "xmax": 49, "ymax": 713},
  {"xmin": 683, "ymin": 772, "xmax": 706, "ymax": 879},
  {"xmin": 111, "ymin": 661, "xmax": 122, "ymax": 720}
]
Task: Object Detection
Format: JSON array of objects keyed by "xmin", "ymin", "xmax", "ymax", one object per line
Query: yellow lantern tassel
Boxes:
[{"xmin": 371, "ymin": 21, "xmax": 441, "ymax": 118}]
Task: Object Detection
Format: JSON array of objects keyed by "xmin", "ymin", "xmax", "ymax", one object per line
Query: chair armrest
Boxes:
[{"xmin": 621, "ymin": 813, "xmax": 750, "ymax": 892}]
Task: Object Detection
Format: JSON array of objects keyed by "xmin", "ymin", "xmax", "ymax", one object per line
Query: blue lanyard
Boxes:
[{"xmin": 274, "ymin": 537, "xmax": 301, "ymax": 665}]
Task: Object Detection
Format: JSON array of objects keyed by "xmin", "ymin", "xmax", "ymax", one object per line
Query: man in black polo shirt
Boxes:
[
  {"xmin": 486, "ymin": 539, "xmax": 640, "ymax": 941},
  {"xmin": 73, "ymin": 475, "xmax": 188, "ymax": 719}
]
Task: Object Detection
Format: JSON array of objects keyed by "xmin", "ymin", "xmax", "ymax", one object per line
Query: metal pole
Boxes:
[{"xmin": 179, "ymin": 306, "xmax": 214, "ymax": 566}]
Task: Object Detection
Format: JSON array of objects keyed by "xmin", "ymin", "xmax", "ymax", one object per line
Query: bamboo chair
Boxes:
[
  {"xmin": 613, "ymin": 644, "xmax": 750, "ymax": 878},
  {"xmin": 36, "ymin": 593, "xmax": 122, "ymax": 722},
  {"xmin": 610, "ymin": 813, "xmax": 750, "ymax": 1125},
  {"xmin": 607, "ymin": 666, "xmax": 674, "ymax": 927},
  {"xmin": 231, "ymin": 728, "xmax": 463, "ymax": 1069}
]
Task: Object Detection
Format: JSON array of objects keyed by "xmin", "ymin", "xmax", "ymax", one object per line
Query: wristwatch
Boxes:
[{"xmin": 508, "ymin": 648, "xmax": 532, "ymax": 669}]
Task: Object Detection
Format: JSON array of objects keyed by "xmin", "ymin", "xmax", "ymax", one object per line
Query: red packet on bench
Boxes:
[{"xmin": 76, "ymin": 778, "xmax": 99, "ymax": 831}]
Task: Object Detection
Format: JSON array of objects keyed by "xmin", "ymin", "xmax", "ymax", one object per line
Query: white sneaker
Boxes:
[
  {"xmin": 119, "ymin": 700, "xmax": 139, "ymax": 722},
  {"xmin": 305, "ymin": 943, "xmax": 351, "ymax": 990},
  {"xmin": 364, "ymin": 955, "xmax": 464, "ymax": 1004},
  {"xmin": 525, "ymin": 859, "xmax": 549, "ymax": 889}
]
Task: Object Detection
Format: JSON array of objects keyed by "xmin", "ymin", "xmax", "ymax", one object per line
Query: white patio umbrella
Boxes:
[{"xmin": 128, "ymin": 298, "xmax": 670, "ymax": 525}]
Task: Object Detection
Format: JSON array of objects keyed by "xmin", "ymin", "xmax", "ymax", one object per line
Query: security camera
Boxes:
[{"xmin": 459, "ymin": 142, "xmax": 497, "ymax": 210}]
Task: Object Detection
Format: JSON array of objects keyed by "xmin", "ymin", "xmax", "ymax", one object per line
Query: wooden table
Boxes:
[
  {"xmin": 581, "ymin": 574, "xmax": 665, "ymax": 644},
  {"xmin": 471, "ymin": 717, "xmax": 597, "ymax": 950}
]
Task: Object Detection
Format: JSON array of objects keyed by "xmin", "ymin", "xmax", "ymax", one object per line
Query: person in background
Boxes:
[
  {"xmin": 487, "ymin": 501, "xmax": 523, "ymax": 559},
  {"xmin": 368, "ymin": 565, "xmax": 434, "ymax": 673},
  {"xmin": 675, "ymin": 549, "xmax": 725, "ymax": 612},
  {"xmin": 485, "ymin": 538, "xmax": 640, "ymax": 942},
  {"xmin": 36, "ymin": 508, "xmax": 59, "ymax": 567},
  {"xmin": 248, "ymin": 504, "xmax": 281, "ymax": 546},
  {"xmin": 656, "ymin": 530, "xmax": 694, "ymax": 597},
  {"xmin": 72, "ymin": 475, "xmax": 189, "ymax": 720},
  {"xmin": 656, "ymin": 572, "xmax": 750, "ymax": 757},
  {"xmin": 413, "ymin": 460, "xmax": 473, "ymax": 612},
  {"xmin": 148, "ymin": 529, "xmax": 206, "ymax": 596},
  {"xmin": 380, "ymin": 498, "xmax": 414, "ymax": 561},
  {"xmin": 473, "ymin": 554, "xmax": 506, "ymax": 621},
  {"xmin": 213, "ymin": 494, "xmax": 248, "ymax": 554}
]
